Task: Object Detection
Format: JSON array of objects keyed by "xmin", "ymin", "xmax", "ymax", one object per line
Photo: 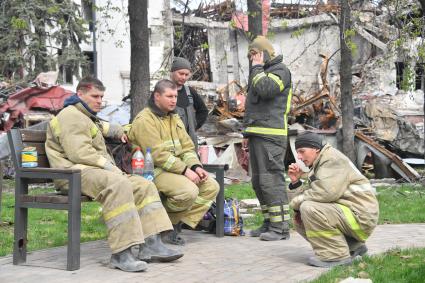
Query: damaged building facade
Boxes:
[
  {"xmin": 168, "ymin": 1, "xmax": 424, "ymax": 181},
  {"xmin": 4, "ymin": 0, "xmax": 420, "ymax": 179}
]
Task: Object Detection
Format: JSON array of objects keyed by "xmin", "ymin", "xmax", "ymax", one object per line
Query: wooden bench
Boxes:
[
  {"xmin": 7, "ymin": 128, "xmax": 228, "ymax": 271},
  {"xmin": 8, "ymin": 128, "xmax": 88, "ymax": 271}
]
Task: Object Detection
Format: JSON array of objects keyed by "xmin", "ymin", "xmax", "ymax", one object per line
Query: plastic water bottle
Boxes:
[
  {"xmin": 143, "ymin": 147, "xmax": 154, "ymax": 181},
  {"xmin": 132, "ymin": 147, "xmax": 144, "ymax": 176}
]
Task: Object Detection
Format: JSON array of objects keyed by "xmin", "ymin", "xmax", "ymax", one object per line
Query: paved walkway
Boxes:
[{"xmin": 1, "ymin": 224, "xmax": 424, "ymax": 283}]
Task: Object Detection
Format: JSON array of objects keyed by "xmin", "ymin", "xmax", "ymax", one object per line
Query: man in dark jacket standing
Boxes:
[
  {"xmin": 243, "ymin": 36, "xmax": 293, "ymax": 241},
  {"xmin": 170, "ymin": 57, "xmax": 209, "ymax": 149}
]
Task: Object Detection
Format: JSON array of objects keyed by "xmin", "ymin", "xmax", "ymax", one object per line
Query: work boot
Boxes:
[
  {"xmin": 138, "ymin": 234, "xmax": 184, "ymax": 263},
  {"xmin": 307, "ymin": 256, "xmax": 352, "ymax": 268},
  {"xmin": 259, "ymin": 230, "xmax": 290, "ymax": 241},
  {"xmin": 161, "ymin": 223, "xmax": 185, "ymax": 245},
  {"xmin": 110, "ymin": 246, "xmax": 148, "ymax": 272},
  {"xmin": 350, "ymin": 244, "xmax": 368, "ymax": 259},
  {"xmin": 249, "ymin": 220, "xmax": 270, "ymax": 237}
]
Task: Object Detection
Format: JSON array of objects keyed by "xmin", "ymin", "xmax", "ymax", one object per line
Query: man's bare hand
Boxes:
[
  {"xmin": 251, "ymin": 51, "xmax": 264, "ymax": 66},
  {"xmin": 195, "ymin": 167, "xmax": 209, "ymax": 182},
  {"xmin": 288, "ymin": 163, "xmax": 302, "ymax": 183},
  {"xmin": 185, "ymin": 168, "xmax": 200, "ymax": 184},
  {"xmin": 120, "ymin": 134, "xmax": 128, "ymax": 143}
]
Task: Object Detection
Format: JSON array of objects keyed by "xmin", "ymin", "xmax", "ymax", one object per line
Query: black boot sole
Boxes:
[
  {"xmin": 140, "ymin": 253, "xmax": 184, "ymax": 263},
  {"xmin": 110, "ymin": 262, "xmax": 148, "ymax": 272}
]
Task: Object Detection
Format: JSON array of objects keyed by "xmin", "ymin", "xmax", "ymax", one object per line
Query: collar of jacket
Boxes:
[
  {"xmin": 63, "ymin": 94, "xmax": 98, "ymax": 116},
  {"xmin": 264, "ymin": 54, "xmax": 283, "ymax": 69},
  {"xmin": 147, "ymin": 94, "xmax": 177, "ymax": 117},
  {"xmin": 311, "ymin": 143, "xmax": 331, "ymax": 169},
  {"xmin": 73, "ymin": 102, "xmax": 101, "ymax": 122}
]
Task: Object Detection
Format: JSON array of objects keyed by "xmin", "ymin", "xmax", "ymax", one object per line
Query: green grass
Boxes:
[
  {"xmin": 1, "ymin": 182, "xmax": 424, "ymax": 257},
  {"xmin": 224, "ymin": 183, "xmax": 425, "ymax": 226},
  {"xmin": 311, "ymin": 247, "xmax": 425, "ymax": 283},
  {"xmin": 0, "ymin": 188, "xmax": 106, "ymax": 257},
  {"xmin": 377, "ymin": 184, "xmax": 425, "ymax": 224},
  {"xmin": 224, "ymin": 183, "xmax": 257, "ymax": 199}
]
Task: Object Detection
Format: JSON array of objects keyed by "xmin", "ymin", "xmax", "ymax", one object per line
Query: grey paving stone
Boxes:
[{"xmin": 0, "ymin": 224, "xmax": 424, "ymax": 283}]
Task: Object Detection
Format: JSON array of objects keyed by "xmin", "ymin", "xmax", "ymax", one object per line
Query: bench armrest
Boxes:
[
  {"xmin": 20, "ymin": 167, "xmax": 81, "ymax": 174},
  {"xmin": 17, "ymin": 167, "xmax": 81, "ymax": 181},
  {"xmin": 202, "ymin": 164, "xmax": 229, "ymax": 173}
]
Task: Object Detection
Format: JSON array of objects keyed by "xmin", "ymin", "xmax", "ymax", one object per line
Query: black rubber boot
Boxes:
[
  {"xmin": 161, "ymin": 223, "xmax": 186, "ymax": 245},
  {"xmin": 308, "ymin": 256, "xmax": 352, "ymax": 268},
  {"xmin": 139, "ymin": 234, "xmax": 184, "ymax": 263},
  {"xmin": 346, "ymin": 236, "xmax": 368, "ymax": 259},
  {"xmin": 350, "ymin": 244, "xmax": 368, "ymax": 259},
  {"xmin": 259, "ymin": 230, "xmax": 290, "ymax": 241},
  {"xmin": 249, "ymin": 220, "xmax": 270, "ymax": 237},
  {"xmin": 110, "ymin": 246, "xmax": 148, "ymax": 272}
]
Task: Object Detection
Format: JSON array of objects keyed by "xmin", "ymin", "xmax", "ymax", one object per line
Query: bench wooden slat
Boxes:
[
  {"xmin": 20, "ymin": 167, "xmax": 80, "ymax": 174},
  {"xmin": 21, "ymin": 130, "xmax": 47, "ymax": 142},
  {"xmin": 20, "ymin": 194, "xmax": 91, "ymax": 204}
]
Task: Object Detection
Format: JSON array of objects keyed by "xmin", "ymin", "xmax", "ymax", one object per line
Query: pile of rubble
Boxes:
[
  {"xmin": 197, "ymin": 51, "xmax": 423, "ymax": 183},
  {"xmin": 0, "ymin": 72, "xmax": 73, "ymax": 133}
]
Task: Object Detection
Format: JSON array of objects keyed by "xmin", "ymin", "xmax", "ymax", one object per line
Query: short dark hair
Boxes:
[
  {"xmin": 153, "ymin": 79, "xmax": 177, "ymax": 95},
  {"xmin": 76, "ymin": 77, "xmax": 105, "ymax": 93}
]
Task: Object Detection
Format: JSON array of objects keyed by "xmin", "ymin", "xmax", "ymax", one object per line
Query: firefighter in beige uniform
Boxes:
[
  {"xmin": 45, "ymin": 77, "xmax": 182, "ymax": 272},
  {"xmin": 288, "ymin": 132, "xmax": 379, "ymax": 267},
  {"xmin": 129, "ymin": 79, "xmax": 219, "ymax": 245}
]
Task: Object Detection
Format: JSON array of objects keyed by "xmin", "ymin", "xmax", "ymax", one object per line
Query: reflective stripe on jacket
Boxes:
[
  {"xmin": 291, "ymin": 144, "xmax": 379, "ymax": 236},
  {"xmin": 243, "ymin": 55, "xmax": 292, "ymax": 137},
  {"xmin": 45, "ymin": 103, "xmax": 123, "ymax": 171},
  {"xmin": 128, "ymin": 101, "xmax": 201, "ymax": 176}
]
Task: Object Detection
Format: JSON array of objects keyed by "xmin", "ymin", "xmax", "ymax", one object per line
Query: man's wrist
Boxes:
[
  {"xmin": 288, "ymin": 180, "xmax": 302, "ymax": 190},
  {"xmin": 191, "ymin": 164, "xmax": 202, "ymax": 171}
]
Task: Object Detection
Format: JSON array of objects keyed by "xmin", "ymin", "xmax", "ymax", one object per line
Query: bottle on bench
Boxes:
[
  {"xmin": 143, "ymin": 147, "xmax": 154, "ymax": 181},
  {"xmin": 131, "ymin": 147, "xmax": 144, "ymax": 176}
]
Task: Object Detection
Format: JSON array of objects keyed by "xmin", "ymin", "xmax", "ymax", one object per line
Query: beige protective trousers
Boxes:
[
  {"xmin": 81, "ymin": 168, "xmax": 173, "ymax": 254},
  {"xmin": 154, "ymin": 172, "xmax": 219, "ymax": 228},
  {"xmin": 295, "ymin": 201, "xmax": 369, "ymax": 261}
]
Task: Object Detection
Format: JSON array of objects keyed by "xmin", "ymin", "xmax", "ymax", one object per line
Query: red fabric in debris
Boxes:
[
  {"xmin": 231, "ymin": 0, "xmax": 270, "ymax": 36},
  {"xmin": 0, "ymin": 86, "xmax": 73, "ymax": 131},
  {"xmin": 235, "ymin": 143, "xmax": 250, "ymax": 173}
]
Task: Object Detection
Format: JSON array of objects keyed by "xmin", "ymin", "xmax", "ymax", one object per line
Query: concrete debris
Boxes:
[
  {"xmin": 369, "ymin": 178, "xmax": 397, "ymax": 184},
  {"xmin": 209, "ymin": 142, "xmax": 250, "ymax": 183},
  {"xmin": 355, "ymin": 131, "xmax": 420, "ymax": 182},
  {"xmin": 240, "ymin": 213, "xmax": 254, "ymax": 219},
  {"xmin": 361, "ymin": 90, "xmax": 424, "ymax": 155},
  {"xmin": 239, "ymin": 208, "xmax": 248, "ymax": 214},
  {"xmin": 97, "ymin": 101, "xmax": 131, "ymax": 126},
  {"xmin": 239, "ymin": 199, "xmax": 260, "ymax": 209},
  {"xmin": 339, "ymin": 277, "xmax": 372, "ymax": 283},
  {"xmin": 217, "ymin": 118, "xmax": 243, "ymax": 132}
]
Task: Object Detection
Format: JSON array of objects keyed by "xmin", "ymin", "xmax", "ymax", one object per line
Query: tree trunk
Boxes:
[
  {"xmin": 34, "ymin": 8, "xmax": 48, "ymax": 75},
  {"xmin": 247, "ymin": 0, "xmax": 263, "ymax": 81},
  {"xmin": 247, "ymin": 0, "xmax": 263, "ymax": 40},
  {"xmin": 339, "ymin": 0, "xmax": 356, "ymax": 162},
  {"xmin": 418, "ymin": 0, "xmax": 425, "ymax": 16},
  {"xmin": 129, "ymin": 0, "xmax": 150, "ymax": 120}
]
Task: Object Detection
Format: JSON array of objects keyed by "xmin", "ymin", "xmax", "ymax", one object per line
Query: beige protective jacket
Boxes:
[
  {"xmin": 128, "ymin": 101, "xmax": 201, "ymax": 176},
  {"xmin": 290, "ymin": 144, "xmax": 379, "ymax": 235},
  {"xmin": 46, "ymin": 103, "xmax": 123, "ymax": 172}
]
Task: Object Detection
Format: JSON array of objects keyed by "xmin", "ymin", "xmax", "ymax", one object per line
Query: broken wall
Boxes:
[{"xmin": 234, "ymin": 14, "xmax": 374, "ymax": 97}]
